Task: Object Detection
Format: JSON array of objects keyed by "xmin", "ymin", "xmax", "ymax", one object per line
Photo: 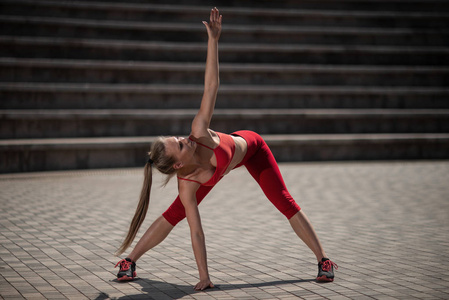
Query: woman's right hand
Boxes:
[
  {"xmin": 202, "ymin": 7, "xmax": 222, "ymax": 40},
  {"xmin": 194, "ymin": 278, "xmax": 214, "ymax": 291}
]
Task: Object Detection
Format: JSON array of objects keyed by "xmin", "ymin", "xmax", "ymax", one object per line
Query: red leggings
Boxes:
[{"xmin": 162, "ymin": 130, "xmax": 301, "ymax": 226}]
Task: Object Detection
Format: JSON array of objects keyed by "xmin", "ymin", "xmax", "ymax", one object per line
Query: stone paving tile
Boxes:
[{"xmin": 1, "ymin": 161, "xmax": 449, "ymax": 299}]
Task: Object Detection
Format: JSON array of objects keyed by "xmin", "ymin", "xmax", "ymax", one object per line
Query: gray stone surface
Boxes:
[{"xmin": 1, "ymin": 161, "xmax": 449, "ymax": 299}]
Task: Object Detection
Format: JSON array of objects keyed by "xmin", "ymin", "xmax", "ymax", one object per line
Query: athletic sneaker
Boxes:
[
  {"xmin": 316, "ymin": 258, "xmax": 338, "ymax": 282},
  {"xmin": 115, "ymin": 258, "xmax": 136, "ymax": 281}
]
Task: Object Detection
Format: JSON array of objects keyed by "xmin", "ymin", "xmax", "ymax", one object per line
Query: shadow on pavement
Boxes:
[{"xmin": 97, "ymin": 278, "xmax": 315, "ymax": 299}]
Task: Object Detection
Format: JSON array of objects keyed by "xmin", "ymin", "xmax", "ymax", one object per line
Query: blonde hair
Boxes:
[{"xmin": 116, "ymin": 137, "xmax": 177, "ymax": 256}]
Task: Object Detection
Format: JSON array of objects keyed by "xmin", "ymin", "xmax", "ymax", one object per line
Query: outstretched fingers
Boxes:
[
  {"xmin": 210, "ymin": 7, "xmax": 222, "ymax": 24},
  {"xmin": 211, "ymin": 7, "xmax": 217, "ymax": 23}
]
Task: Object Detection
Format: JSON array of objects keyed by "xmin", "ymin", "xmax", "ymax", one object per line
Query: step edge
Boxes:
[
  {"xmin": 2, "ymin": 133, "xmax": 449, "ymax": 150},
  {"xmin": 3, "ymin": 15, "xmax": 447, "ymax": 35},
  {"xmin": 2, "ymin": 57, "xmax": 449, "ymax": 73},
  {"xmin": 4, "ymin": 0, "xmax": 449, "ymax": 19}
]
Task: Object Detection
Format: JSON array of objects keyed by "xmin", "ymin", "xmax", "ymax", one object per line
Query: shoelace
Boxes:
[
  {"xmin": 321, "ymin": 260, "xmax": 338, "ymax": 272},
  {"xmin": 115, "ymin": 259, "xmax": 132, "ymax": 271}
]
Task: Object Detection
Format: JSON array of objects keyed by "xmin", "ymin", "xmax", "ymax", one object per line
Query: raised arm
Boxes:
[{"xmin": 191, "ymin": 8, "xmax": 222, "ymax": 137}]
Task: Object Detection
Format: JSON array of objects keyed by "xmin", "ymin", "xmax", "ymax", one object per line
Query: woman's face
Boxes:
[{"xmin": 164, "ymin": 136, "xmax": 197, "ymax": 169}]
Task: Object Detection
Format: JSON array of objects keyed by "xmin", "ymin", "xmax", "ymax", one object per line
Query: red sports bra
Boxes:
[{"xmin": 177, "ymin": 132, "xmax": 235, "ymax": 186}]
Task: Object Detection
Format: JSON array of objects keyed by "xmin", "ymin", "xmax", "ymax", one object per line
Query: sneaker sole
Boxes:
[
  {"xmin": 117, "ymin": 272, "xmax": 137, "ymax": 281},
  {"xmin": 316, "ymin": 275, "xmax": 334, "ymax": 282}
]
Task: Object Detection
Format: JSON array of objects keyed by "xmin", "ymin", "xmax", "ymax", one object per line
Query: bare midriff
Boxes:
[{"xmin": 223, "ymin": 135, "xmax": 247, "ymax": 176}]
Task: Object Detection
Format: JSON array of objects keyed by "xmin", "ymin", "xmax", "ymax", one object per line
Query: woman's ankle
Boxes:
[{"xmin": 126, "ymin": 256, "xmax": 137, "ymax": 263}]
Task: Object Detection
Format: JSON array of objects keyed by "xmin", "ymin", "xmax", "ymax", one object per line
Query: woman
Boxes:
[{"xmin": 115, "ymin": 8, "xmax": 337, "ymax": 290}]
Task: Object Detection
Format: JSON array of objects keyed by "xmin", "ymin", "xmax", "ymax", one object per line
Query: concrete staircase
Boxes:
[{"xmin": 1, "ymin": 0, "xmax": 449, "ymax": 173}]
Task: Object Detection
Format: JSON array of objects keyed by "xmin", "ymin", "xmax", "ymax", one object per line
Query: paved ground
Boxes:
[{"xmin": 1, "ymin": 160, "xmax": 449, "ymax": 300}]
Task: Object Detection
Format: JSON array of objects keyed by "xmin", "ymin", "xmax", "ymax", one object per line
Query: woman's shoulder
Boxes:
[
  {"xmin": 177, "ymin": 165, "xmax": 215, "ymax": 187},
  {"xmin": 190, "ymin": 128, "xmax": 220, "ymax": 148}
]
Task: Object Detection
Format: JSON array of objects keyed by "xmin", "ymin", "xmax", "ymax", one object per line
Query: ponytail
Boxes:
[
  {"xmin": 115, "ymin": 137, "xmax": 176, "ymax": 256},
  {"xmin": 116, "ymin": 160, "xmax": 153, "ymax": 256}
]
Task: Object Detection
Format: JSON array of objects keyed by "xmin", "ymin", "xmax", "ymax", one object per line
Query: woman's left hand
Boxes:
[
  {"xmin": 194, "ymin": 279, "xmax": 215, "ymax": 291},
  {"xmin": 202, "ymin": 7, "xmax": 222, "ymax": 40}
]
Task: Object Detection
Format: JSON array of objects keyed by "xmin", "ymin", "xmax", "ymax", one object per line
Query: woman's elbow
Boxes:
[
  {"xmin": 205, "ymin": 81, "xmax": 219, "ymax": 93},
  {"xmin": 191, "ymin": 229, "xmax": 205, "ymax": 240}
]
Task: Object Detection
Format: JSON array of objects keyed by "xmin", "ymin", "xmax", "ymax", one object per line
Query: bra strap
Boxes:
[
  {"xmin": 177, "ymin": 176, "xmax": 202, "ymax": 185},
  {"xmin": 190, "ymin": 137, "xmax": 214, "ymax": 150}
]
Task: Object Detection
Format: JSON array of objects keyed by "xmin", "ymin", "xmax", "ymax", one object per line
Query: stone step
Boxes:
[
  {"xmin": 2, "ymin": 133, "xmax": 448, "ymax": 173},
  {"xmin": 2, "ymin": 82, "xmax": 448, "ymax": 110},
  {"xmin": 2, "ymin": 0, "xmax": 448, "ymax": 28},
  {"xmin": 68, "ymin": 0, "xmax": 449, "ymax": 13},
  {"xmin": 1, "ymin": 109, "xmax": 448, "ymax": 139},
  {"xmin": 2, "ymin": 36, "xmax": 448, "ymax": 65},
  {"xmin": 2, "ymin": 58, "xmax": 448, "ymax": 87},
  {"xmin": 0, "ymin": 136, "xmax": 155, "ymax": 173},
  {"xmin": 2, "ymin": 15, "xmax": 447, "ymax": 46}
]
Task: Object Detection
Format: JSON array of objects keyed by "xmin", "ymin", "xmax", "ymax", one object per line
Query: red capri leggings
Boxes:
[{"xmin": 162, "ymin": 130, "xmax": 301, "ymax": 226}]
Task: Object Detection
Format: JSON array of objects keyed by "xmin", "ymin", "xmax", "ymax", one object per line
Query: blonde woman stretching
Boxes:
[{"xmin": 115, "ymin": 8, "xmax": 337, "ymax": 291}]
